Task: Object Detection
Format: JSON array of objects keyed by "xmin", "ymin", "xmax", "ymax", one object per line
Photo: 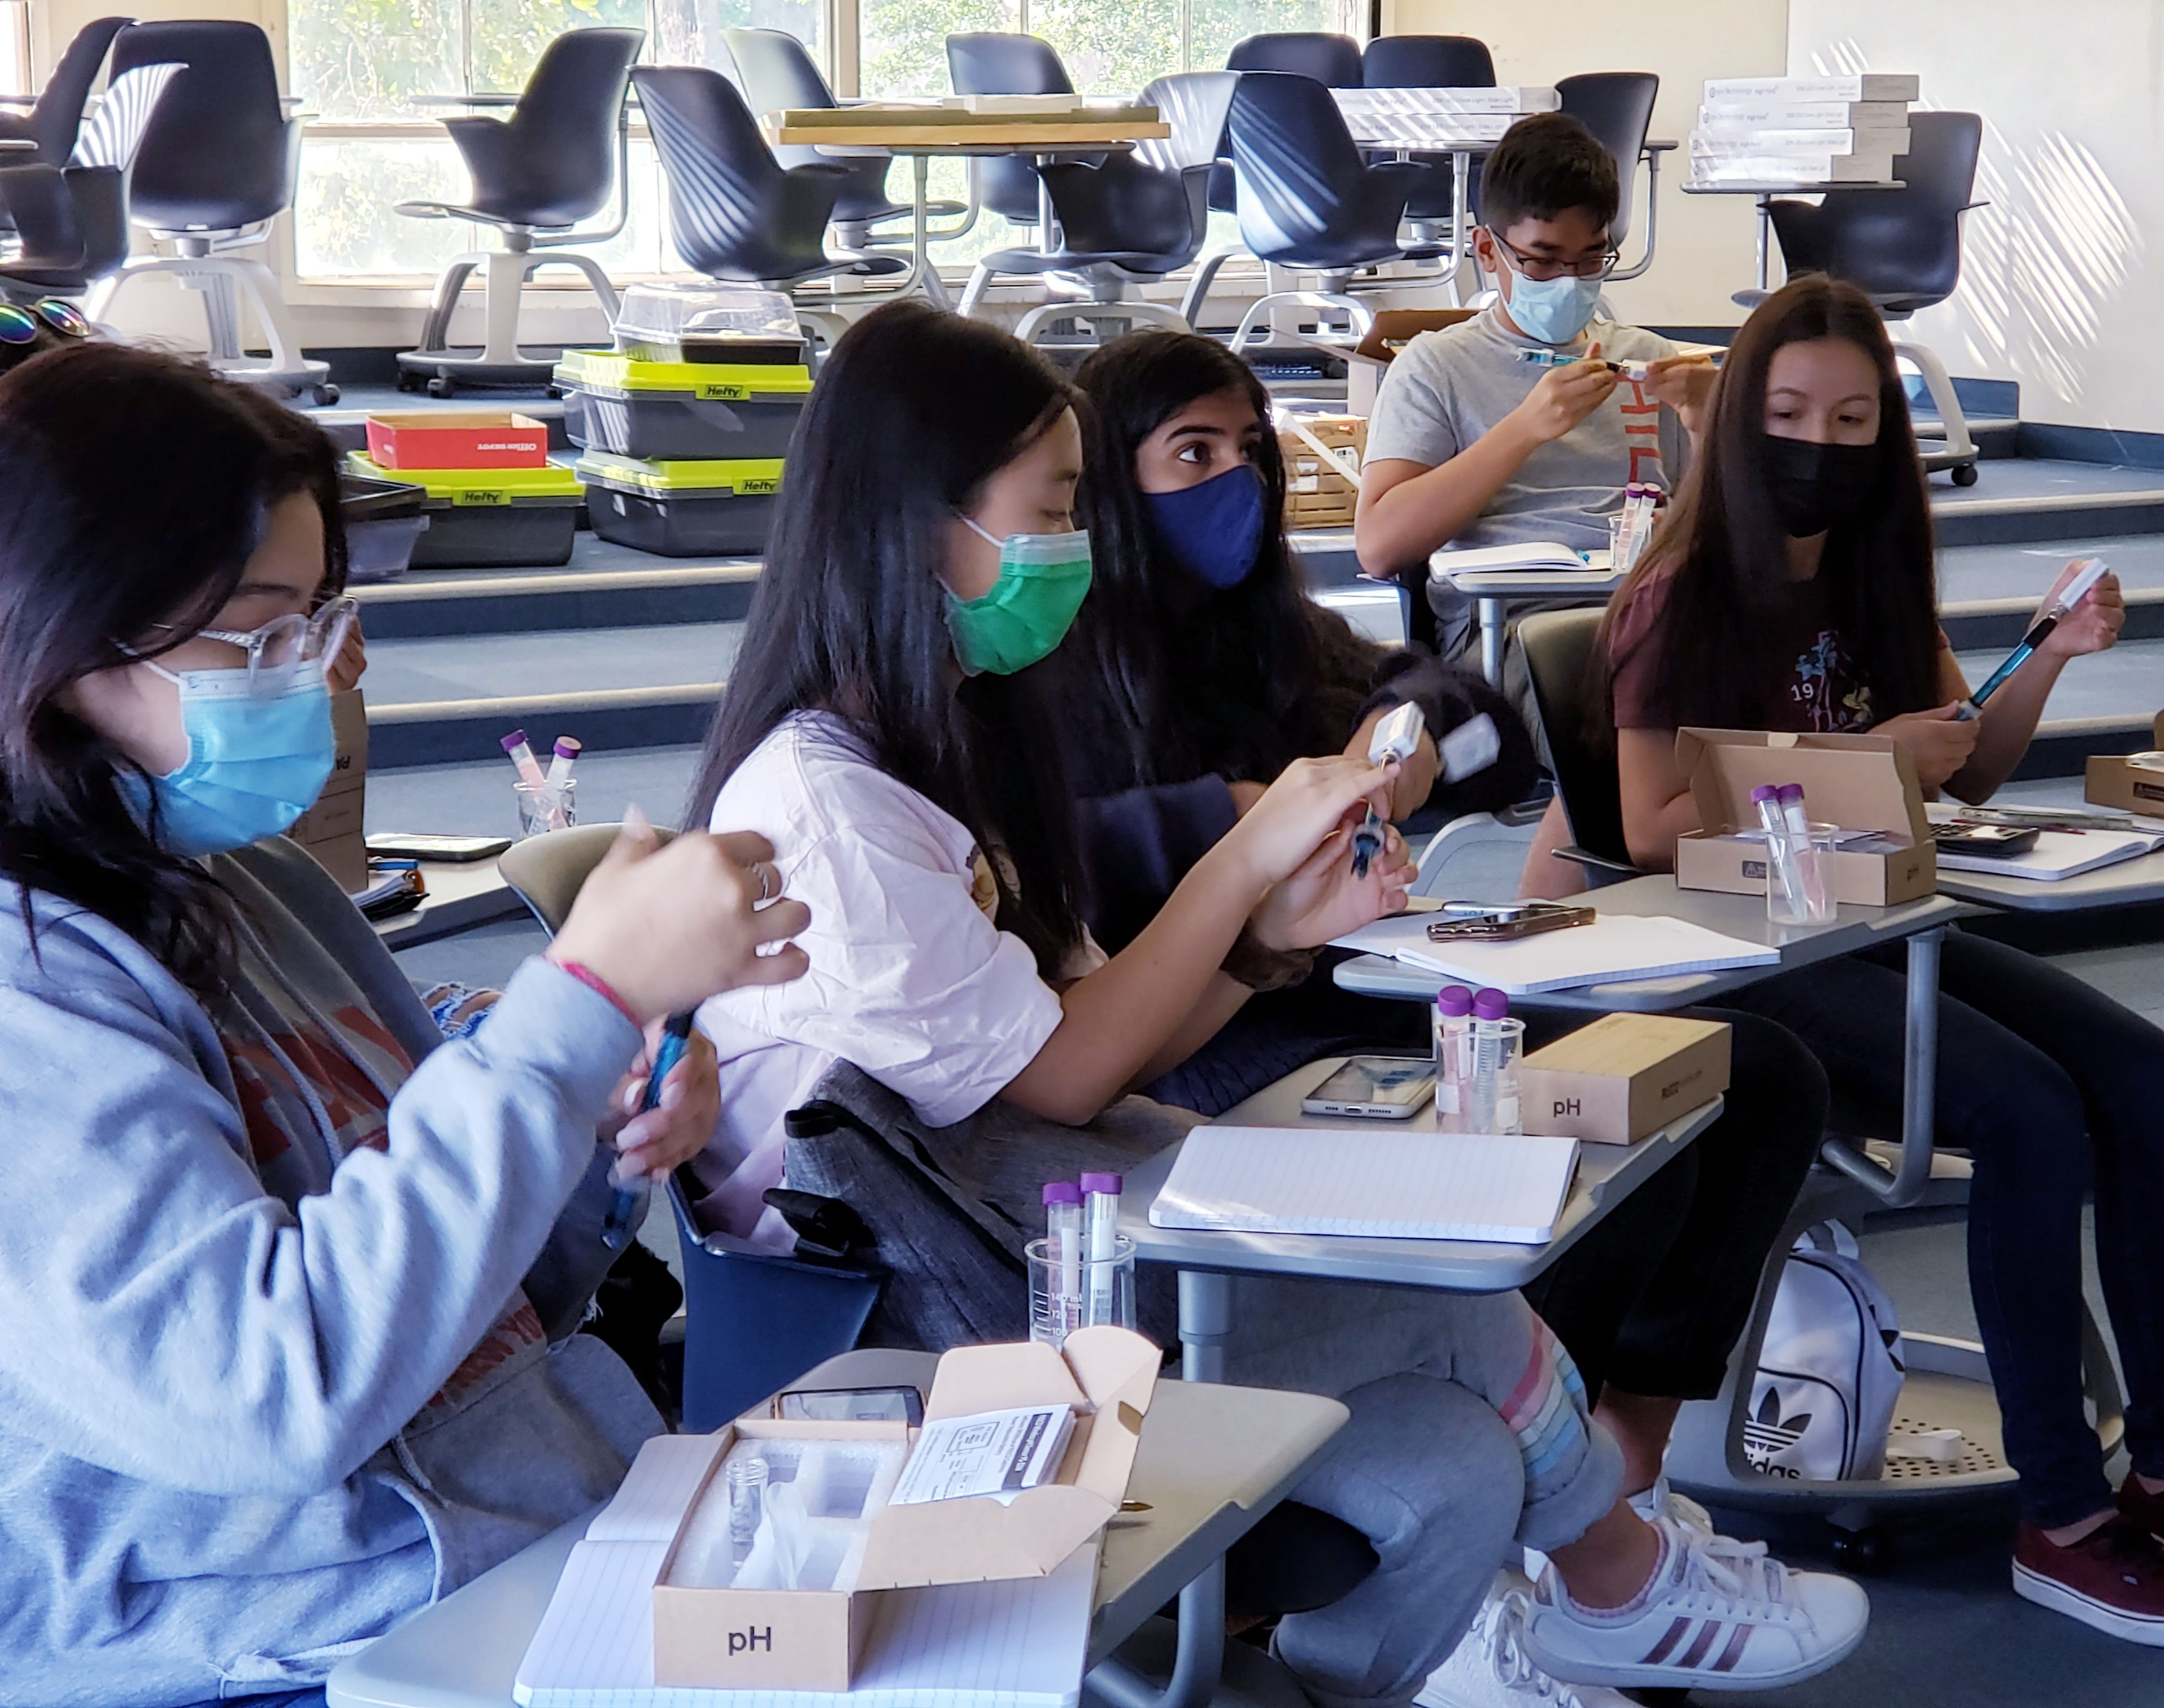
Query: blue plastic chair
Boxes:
[
  {"xmin": 1361, "ymin": 34, "xmax": 1495, "ymax": 225},
  {"xmin": 946, "ymin": 32, "xmax": 1075, "ymax": 226}
]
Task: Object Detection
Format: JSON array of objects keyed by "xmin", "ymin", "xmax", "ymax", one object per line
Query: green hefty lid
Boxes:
[
  {"xmin": 574, "ymin": 451, "xmax": 786, "ymax": 496},
  {"xmin": 555, "ymin": 347, "xmax": 813, "ymax": 400},
  {"xmin": 346, "ymin": 452, "xmax": 584, "ymax": 506}
]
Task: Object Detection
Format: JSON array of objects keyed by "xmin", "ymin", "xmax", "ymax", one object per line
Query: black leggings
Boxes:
[
  {"xmin": 1523, "ymin": 1009, "xmax": 1828, "ymax": 1406},
  {"xmin": 1723, "ymin": 930, "xmax": 2164, "ymax": 1529}
]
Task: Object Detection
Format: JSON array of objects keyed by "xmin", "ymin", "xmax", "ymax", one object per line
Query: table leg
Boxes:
[
  {"xmin": 1478, "ymin": 596, "xmax": 1506, "ymax": 689},
  {"xmin": 1899, "ymin": 925, "xmax": 1942, "ymax": 1201},
  {"xmin": 1086, "ymin": 1563, "xmax": 1229, "ymax": 1708},
  {"xmin": 1754, "ymin": 194, "xmax": 1770, "ymax": 293},
  {"xmin": 908, "ymin": 154, "xmax": 953, "ymax": 312},
  {"xmin": 1178, "ymin": 1268, "xmax": 1233, "ymax": 1384},
  {"xmin": 1038, "ymin": 154, "xmax": 1057, "ymax": 258},
  {"xmin": 1448, "ymin": 149, "xmax": 1471, "ymax": 308}
]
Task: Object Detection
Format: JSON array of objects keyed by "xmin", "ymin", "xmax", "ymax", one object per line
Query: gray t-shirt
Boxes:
[{"xmin": 1365, "ymin": 308, "xmax": 1690, "ymax": 557}]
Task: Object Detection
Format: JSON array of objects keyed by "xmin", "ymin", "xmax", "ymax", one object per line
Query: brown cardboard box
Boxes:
[
  {"xmin": 2085, "ymin": 713, "xmax": 2164, "ymax": 817},
  {"xmin": 651, "ymin": 1327, "xmax": 1159, "ymax": 1691},
  {"xmin": 1343, "ymin": 308, "xmax": 1479, "ymax": 413},
  {"xmin": 1671, "ymin": 727, "xmax": 1935, "ymax": 905},
  {"xmin": 287, "ymin": 689, "xmax": 368, "ymax": 894},
  {"xmin": 1521, "ymin": 1013, "xmax": 1732, "ymax": 1145},
  {"xmin": 1280, "ymin": 413, "xmax": 1365, "ymax": 528}
]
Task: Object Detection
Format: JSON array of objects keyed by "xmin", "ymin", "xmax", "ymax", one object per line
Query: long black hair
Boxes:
[
  {"xmin": 0, "ymin": 342, "xmax": 346, "ymax": 999},
  {"xmin": 689, "ymin": 301, "xmax": 1089, "ymax": 977},
  {"xmin": 1061, "ymin": 330, "xmax": 1378, "ymax": 792},
  {"xmin": 1597, "ymin": 274, "xmax": 1941, "ymax": 734}
]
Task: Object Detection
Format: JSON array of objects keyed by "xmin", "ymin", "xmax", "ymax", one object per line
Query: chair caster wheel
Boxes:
[
  {"xmin": 311, "ymin": 383, "xmax": 340, "ymax": 406},
  {"xmin": 395, "ymin": 372, "xmax": 420, "ymax": 393},
  {"xmin": 426, "ymin": 377, "xmax": 456, "ymax": 399},
  {"xmin": 1951, "ymin": 462, "xmax": 1980, "ymax": 486},
  {"xmin": 1831, "ymin": 1527, "xmax": 1888, "ymax": 1572}
]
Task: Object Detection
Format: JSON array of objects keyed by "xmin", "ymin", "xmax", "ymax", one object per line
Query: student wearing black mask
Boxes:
[{"xmin": 1592, "ymin": 275, "xmax": 2164, "ymax": 1645}]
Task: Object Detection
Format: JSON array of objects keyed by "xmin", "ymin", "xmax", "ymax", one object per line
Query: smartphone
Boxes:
[
  {"xmin": 1932, "ymin": 823, "xmax": 2041, "ymax": 859},
  {"xmin": 775, "ymin": 1384, "xmax": 925, "ymax": 1425},
  {"xmin": 365, "ymin": 833, "xmax": 513, "ymax": 862},
  {"xmin": 1301, "ymin": 1056, "xmax": 1436, "ymax": 1120},
  {"xmin": 1427, "ymin": 903, "xmax": 1595, "ymax": 941}
]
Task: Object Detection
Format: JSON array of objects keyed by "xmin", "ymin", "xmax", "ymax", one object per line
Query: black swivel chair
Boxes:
[
  {"xmin": 1207, "ymin": 31, "xmax": 1365, "ymax": 217},
  {"xmin": 1360, "ymin": 34, "xmax": 1494, "ymax": 232},
  {"xmin": 1556, "ymin": 72, "xmax": 1660, "ymax": 281},
  {"xmin": 395, "ymin": 27, "xmax": 643, "ymax": 396},
  {"xmin": 946, "ymin": 32, "xmax": 1074, "ymax": 230},
  {"xmin": 0, "ymin": 16, "xmax": 131, "ymax": 229},
  {"xmin": 0, "ymin": 61, "xmax": 180, "ymax": 302},
  {"xmin": 636, "ymin": 65, "xmax": 898, "ymax": 352},
  {"xmin": 1765, "ymin": 110, "xmax": 1986, "ymax": 485},
  {"xmin": 91, "ymin": 21, "xmax": 333, "ymax": 403},
  {"xmin": 1181, "ymin": 72, "xmax": 1438, "ymax": 349},
  {"xmin": 960, "ymin": 70, "xmax": 1234, "ymax": 347},
  {"xmin": 720, "ymin": 27, "xmax": 964, "ymax": 254},
  {"xmin": 1516, "ymin": 607, "xmax": 1639, "ymax": 883}
]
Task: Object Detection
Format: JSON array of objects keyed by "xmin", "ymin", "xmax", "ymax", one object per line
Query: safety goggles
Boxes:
[
  {"xmin": 146, "ymin": 595, "xmax": 360, "ymax": 698},
  {"xmin": 0, "ymin": 298, "xmax": 90, "ymax": 346}
]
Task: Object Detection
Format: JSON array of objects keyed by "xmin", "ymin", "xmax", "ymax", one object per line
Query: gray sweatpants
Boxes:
[{"xmin": 1213, "ymin": 1276, "xmax": 1622, "ymax": 1708}]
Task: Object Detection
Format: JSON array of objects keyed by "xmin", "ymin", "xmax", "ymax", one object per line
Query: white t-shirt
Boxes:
[{"xmin": 696, "ymin": 712, "xmax": 1096, "ymax": 1245}]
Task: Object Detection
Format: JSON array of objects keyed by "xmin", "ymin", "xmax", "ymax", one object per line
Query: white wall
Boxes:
[
  {"xmin": 1386, "ymin": 0, "xmax": 1790, "ymax": 328},
  {"xmin": 1789, "ymin": 0, "xmax": 2158, "ymax": 435}
]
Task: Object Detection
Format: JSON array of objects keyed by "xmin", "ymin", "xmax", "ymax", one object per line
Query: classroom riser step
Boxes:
[
  {"xmin": 1936, "ymin": 493, "xmax": 2164, "ymax": 548},
  {"xmin": 1943, "ymin": 590, "xmax": 2164, "ymax": 651},
  {"xmin": 369, "ymin": 744, "xmax": 704, "ymax": 838},
  {"xmin": 368, "ymin": 691, "xmax": 721, "ymax": 769},
  {"xmin": 356, "ymin": 569, "xmax": 761, "ymax": 639}
]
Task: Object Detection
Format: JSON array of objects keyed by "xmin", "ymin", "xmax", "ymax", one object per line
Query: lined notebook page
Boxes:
[
  {"xmin": 587, "ymin": 1433, "xmax": 728, "ymax": 1543},
  {"xmin": 1149, "ymin": 1126, "xmax": 1580, "ymax": 1244},
  {"xmin": 1335, "ymin": 914, "xmax": 1779, "ymax": 994},
  {"xmin": 515, "ymin": 1537, "xmax": 1096, "ymax": 1708}
]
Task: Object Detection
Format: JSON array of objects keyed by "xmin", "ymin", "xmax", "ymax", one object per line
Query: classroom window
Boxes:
[
  {"xmin": 0, "ymin": 0, "xmax": 30, "ymax": 98},
  {"xmin": 286, "ymin": 0, "xmax": 1352, "ymax": 281}
]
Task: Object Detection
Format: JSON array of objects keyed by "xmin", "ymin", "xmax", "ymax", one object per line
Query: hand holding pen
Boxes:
[{"xmin": 599, "ymin": 1012, "xmax": 715, "ymax": 1248}]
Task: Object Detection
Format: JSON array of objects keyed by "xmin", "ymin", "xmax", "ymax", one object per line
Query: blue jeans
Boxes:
[{"xmin": 1726, "ymin": 930, "xmax": 2164, "ymax": 1529}]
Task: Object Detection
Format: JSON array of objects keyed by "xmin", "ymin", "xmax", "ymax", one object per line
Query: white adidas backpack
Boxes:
[{"xmin": 1744, "ymin": 1222, "xmax": 1905, "ymax": 1482}]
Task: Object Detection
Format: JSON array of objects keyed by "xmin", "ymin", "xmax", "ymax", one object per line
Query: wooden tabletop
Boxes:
[{"xmin": 768, "ymin": 115, "xmax": 1168, "ymax": 149}]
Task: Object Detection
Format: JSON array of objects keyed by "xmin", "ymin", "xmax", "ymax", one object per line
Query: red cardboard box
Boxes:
[{"xmin": 364, "ymin": 411, "xmax": 549, "ymax": 470}]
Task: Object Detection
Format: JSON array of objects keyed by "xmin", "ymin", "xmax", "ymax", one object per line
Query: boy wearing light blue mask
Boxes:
[{"xmin": 1355, "ymin": 113, "xmax": 1718, "ymax": 661}]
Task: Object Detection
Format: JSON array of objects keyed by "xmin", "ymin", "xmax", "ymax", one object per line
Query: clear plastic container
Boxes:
[
  {"xmin": 1766, "ymin": 821, "xmax": 1839, "ymax": 927},
  {"xmin": 1028, "ymin": 1234, "xmax": 1134, "ymax": 1348},
  {"xmin": 1467, "ymin": 988, "xmax": 1524, "ymax": 1135},
  {"xmin": 515, "ymin": 778, "xmax": 576, "ymax": 838},
  {"xmin": 611, "ymin": 282, "xmax": 806, "ymax": 365}
]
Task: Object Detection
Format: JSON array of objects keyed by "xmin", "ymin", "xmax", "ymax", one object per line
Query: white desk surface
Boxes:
[
  {"xmin": 1936, "ymin": 849, "xmax": 2164, "ymax": 912},
  {"xmin": 1441, "ymin": 567, "xmax": 1624, "ymax": 598},
  {"xmin": 326, "ymin": 1356, "xmax": 1347, "ymax": 1708},
  {"xmin": 373, "ymin": 857, "xmax": 525, "ymax": 949},
  {"xmin": 1679, "ymin": 178, "xmax": 1904, "ymax": 195},
  {"xmin": 1121, "ymin": 1057, "xmax": 1719, "ymax": 1293},
  {"xmin": 1335, "ymin": 873, "xmax": 1972, "ymax": 1012}
]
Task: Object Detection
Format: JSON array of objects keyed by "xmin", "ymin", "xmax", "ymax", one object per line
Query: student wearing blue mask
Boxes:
[
  {"xmin": 0, "ymin": 344, "xmax": 813, "ymax": 1707},
  {"xmin": 1354, "ymin": 114, "xmax": 1718, "ymax": 660}
]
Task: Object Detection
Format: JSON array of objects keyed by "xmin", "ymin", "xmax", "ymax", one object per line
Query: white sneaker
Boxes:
[
  {"xmin": 1625, "ymin": 1474, "xmax": 1714, "ymax": 1539},
  {"xmin": 1417, "ymin": 1575, "xmax": 1635, "ymax": 1708},
  {"xmin": 1522, "ymin": 1515, "xmax": 1870, "ymax": 1693}
]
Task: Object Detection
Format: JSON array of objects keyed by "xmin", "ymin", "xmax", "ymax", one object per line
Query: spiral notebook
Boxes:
[
  {"xmin": 1334, "ymin": 913, "xmax": 1779, "ymax": 995},
  {"xmin": 1150, "ymin": 1125, "xmax": 1582, "ymax": 1245}
]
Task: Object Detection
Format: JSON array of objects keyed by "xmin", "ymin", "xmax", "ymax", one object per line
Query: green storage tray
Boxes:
[
  {"xmin": 556, "ymin": 349, "xmax": 811, "ymax": 462},
  {"xmin": 577, "ymin": 452, "xmax": 783, "ymax": 559},
  {"xmin": 346, "ymin": 454, "xmax": 585, "ymax": 569}
]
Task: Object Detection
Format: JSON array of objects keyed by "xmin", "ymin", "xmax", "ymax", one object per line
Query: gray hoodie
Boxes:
[{"xmin": 0, "ymin": 836, "xmax": 662, "ymax": 1707}]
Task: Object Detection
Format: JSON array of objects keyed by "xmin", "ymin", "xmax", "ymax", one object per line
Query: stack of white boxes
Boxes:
[
  {"xmin": 1332, "ymin": 85, "xmax": 1560, "ymax": 147},
  {"xmin": 1687, "ymin": 74, "xmax": 1919, "ymax": 187}
]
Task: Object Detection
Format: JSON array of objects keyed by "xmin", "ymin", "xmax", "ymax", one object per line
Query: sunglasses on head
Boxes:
[{"xmin": 0, "ymin": 299, "xmax": 90, "ymax": 346}]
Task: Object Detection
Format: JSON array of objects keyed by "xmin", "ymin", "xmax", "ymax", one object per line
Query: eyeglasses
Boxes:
[
  {"xmin": 1485, "ymin": 230, "xmax": 1621, "ymax": 284},
  {"xmin": 0, "ymin": 298, "xmax": 90, "ymax": 346},
  {"xmin": 158, "ymin": 596, "xmax": 359, "ymax": 698}
]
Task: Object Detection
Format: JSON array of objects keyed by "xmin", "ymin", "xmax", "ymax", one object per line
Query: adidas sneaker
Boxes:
[
  {"xmin": 1417, "ymin": 1575, "xmax": 1635, "ymax": 1708},
  {"xmin": 1521, "ymin": 1514, "xmax": 1870, "ymax": 1692}
]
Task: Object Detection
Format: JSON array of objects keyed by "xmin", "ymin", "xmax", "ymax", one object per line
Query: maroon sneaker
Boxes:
[
  {"xmin": 2013, "ymin": 1517, "xmax": 2164, "ymax": 1645},
  {"xmin": 2119, "ymin": 1474, "xmax": 2164, "ymax": 1541}
]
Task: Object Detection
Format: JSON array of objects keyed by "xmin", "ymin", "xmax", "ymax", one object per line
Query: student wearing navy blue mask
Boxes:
[
  {"xmin": 1056, "ymin": 332, "xmax": 1841, "ymax": 1706},
  {"xmin": 0, "ymin": 344, "xmax": 811, "ymax": 1707}
]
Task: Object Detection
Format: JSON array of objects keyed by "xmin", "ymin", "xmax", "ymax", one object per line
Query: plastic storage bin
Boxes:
[
  {"xmin": 346, "ymin": 452, "xmax": 585, "ymax": 569},
  {"xmin": 339, "ymin": 469, "xmax": 431, "ymax": 583},
  {"xmin": 578, "ymin": 452, "xmax": 783, "ymax": 557},
  {"xmin": 556, "ymin": 348, "xmax": 811, "ymax": 463},
  {"xmin": 610, "ymin": 281, "xmax": 805, "ymax": 365}
]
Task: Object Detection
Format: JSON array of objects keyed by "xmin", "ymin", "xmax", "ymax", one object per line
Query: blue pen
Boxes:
[
  {"xmin": 1954, "ymin": 557, "xmax": 2108, "ymax": 721},
  {"xmin": 600, "ymin": 1011, "xmax": 696, "ymax": 1250}
]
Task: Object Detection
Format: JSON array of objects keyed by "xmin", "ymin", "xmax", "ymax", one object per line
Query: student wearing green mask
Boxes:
[
  {"xmin": 1354, "ymin": 113, "xmax": 1718, "ymax": 661},
  {"xmin": 684, "ymin": 303, "xmax": 1871, "ymax": 1708}
]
